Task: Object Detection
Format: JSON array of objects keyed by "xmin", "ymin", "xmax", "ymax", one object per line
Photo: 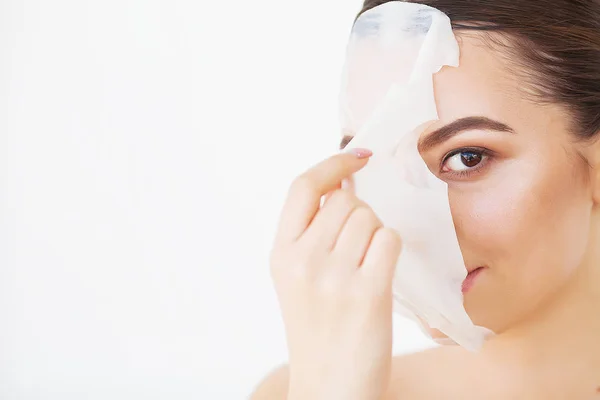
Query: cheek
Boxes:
[
  {"xmin": 448, "ymin": 168, "xmax": 536, "ymax": 265},
  {"xmin": 447, "ymin": 154, "xmax": 591, "ymax": 331},
  {"xmin": 449, "ymin": 156, "xmax": 590, "ymax": 278}
]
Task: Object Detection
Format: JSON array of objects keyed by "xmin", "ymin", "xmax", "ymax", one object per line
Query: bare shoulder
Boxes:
[
  {"xmin": 383, "ymin": 346, "xmax": 478, "ymax": 399},
  {"xmin": 250, "ymin": 347, "xmax": 475, "ymax": 400}
]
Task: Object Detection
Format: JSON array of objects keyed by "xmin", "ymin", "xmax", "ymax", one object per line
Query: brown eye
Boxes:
[
  {"xmin": 442, "ymin": 149, "xmax": 487, "ymax": 172},
  {"xmin": 461, "ymin": 151, "xmax": 483, "ymax": 168}
]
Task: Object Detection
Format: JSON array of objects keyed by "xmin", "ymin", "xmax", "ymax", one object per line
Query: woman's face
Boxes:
[{"xmin": 418, "ymin": 33, "xmax": 596, "ymax": 334}]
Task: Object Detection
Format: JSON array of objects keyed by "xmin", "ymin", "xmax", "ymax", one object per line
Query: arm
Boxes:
[{"xmin": 249, "ymin": 351, "xmax": 451, "ymax": 400}]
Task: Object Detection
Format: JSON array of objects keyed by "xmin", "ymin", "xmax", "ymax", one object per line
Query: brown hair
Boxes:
[{"xmin": 358, "ymin": 0, "xmax": 600, "ymax": 139}]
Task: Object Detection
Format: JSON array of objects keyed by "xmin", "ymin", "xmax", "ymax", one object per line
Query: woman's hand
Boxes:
[{"xmin": 270, "ymin": 150, "xmax": 402, "ymax": 400}]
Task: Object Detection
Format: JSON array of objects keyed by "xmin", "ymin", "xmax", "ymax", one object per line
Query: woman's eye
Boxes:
[{"xmin": 442, "ymin": 149, "xmax": 487, "ymax": 173}]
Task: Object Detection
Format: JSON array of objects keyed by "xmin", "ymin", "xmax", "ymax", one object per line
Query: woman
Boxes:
[{"xmin": 253, "ymin": 0, "xmax": 600, "ymax": 398}]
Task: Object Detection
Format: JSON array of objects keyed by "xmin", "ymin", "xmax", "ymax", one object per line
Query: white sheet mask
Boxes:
[{"xmin": 339, "ymin": 1, "xmax": 493, "ymax": 351}]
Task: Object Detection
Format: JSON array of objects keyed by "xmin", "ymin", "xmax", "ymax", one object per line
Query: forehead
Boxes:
[
  {"xmin": 339, "ymin": 31, "xmax": 570, "ymax": 142},
  {"xmin": 431, "ymin": 34, "xmax": 524, "ymax": 127},
  {"xmin": 427, "ymin": 33, "xmax": 569, "ymax": 137}
]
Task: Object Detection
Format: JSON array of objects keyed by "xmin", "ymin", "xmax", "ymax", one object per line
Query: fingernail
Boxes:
[{"xmin": 348, "ymin": 148, "xmax": 373, "ymax": 159}]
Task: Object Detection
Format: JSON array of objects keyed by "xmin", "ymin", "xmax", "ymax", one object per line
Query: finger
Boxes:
[
  {"xmin": 332, "ymin": 207, "xmax": 382, "ymax": 267},
  {"xmin": 361, "ymin": 228, "xmax": 402, "ymax": 285},
  {"xmin": 302, "ymin": 189, "xmax": 367, "ymax": 251},
  {"xmin": 275, "ymin": 150, "xmax": 372, "ymax": 244},
  {"xmin": 320, "ymin": 181, "xmax": 342, "ymax": 207}
]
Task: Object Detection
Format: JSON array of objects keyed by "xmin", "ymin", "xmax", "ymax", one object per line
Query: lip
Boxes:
[{"xmin": 462, "ymin": 266, "xmax": 485, "ymax": 294}]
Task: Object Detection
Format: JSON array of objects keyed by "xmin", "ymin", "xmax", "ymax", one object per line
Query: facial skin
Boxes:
[
  {"xmin": 342, "ymin": 32, "xmax": 600, "ymax": 337},
  {"xmin": 419, "ymin": 33, "xmax": 597, "ymax": 335}
]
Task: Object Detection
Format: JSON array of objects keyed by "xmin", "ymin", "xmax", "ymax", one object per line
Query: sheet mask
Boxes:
[{"xmin": 339, "ymin": 1, "xmax": 493, "ymax": 351}]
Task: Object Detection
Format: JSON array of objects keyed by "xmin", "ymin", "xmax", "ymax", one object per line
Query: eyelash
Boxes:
[{"xmin": 440, "ymin": 147, "xmax": 492, "ymax": 179}]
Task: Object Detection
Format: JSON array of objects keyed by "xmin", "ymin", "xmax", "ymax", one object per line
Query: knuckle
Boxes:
[
  {"xmin": 328, "ymin": 189, "xmax": 357, "ymax": 210},
  {"xmin": 371, "ymin": 211, "xmax": 384, "ymax": 227},
  {"xmin": 368, "ymin": 209, "xmax": 384, "ymax": 226},
  {"xmin": 351, "ymin": 205, "xmax": 371, "ymax": 218},
  {"xmin": 353, "ymin": 206, "xmax": 381, "ymax": 225},
  {"xmin": 376, "ymin": 227, "xmax": 402, "ymax": 249}
]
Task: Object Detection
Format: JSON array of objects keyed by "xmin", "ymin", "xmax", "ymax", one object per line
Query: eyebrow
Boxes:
[{"xmin": 339, "ymin": 116, "xmax": 515, "ymax": 151}]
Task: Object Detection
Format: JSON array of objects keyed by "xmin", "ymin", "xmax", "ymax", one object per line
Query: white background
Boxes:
[{"xmin": 0, "ymin": 0, "xmax": 435, "ymax": 398}]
